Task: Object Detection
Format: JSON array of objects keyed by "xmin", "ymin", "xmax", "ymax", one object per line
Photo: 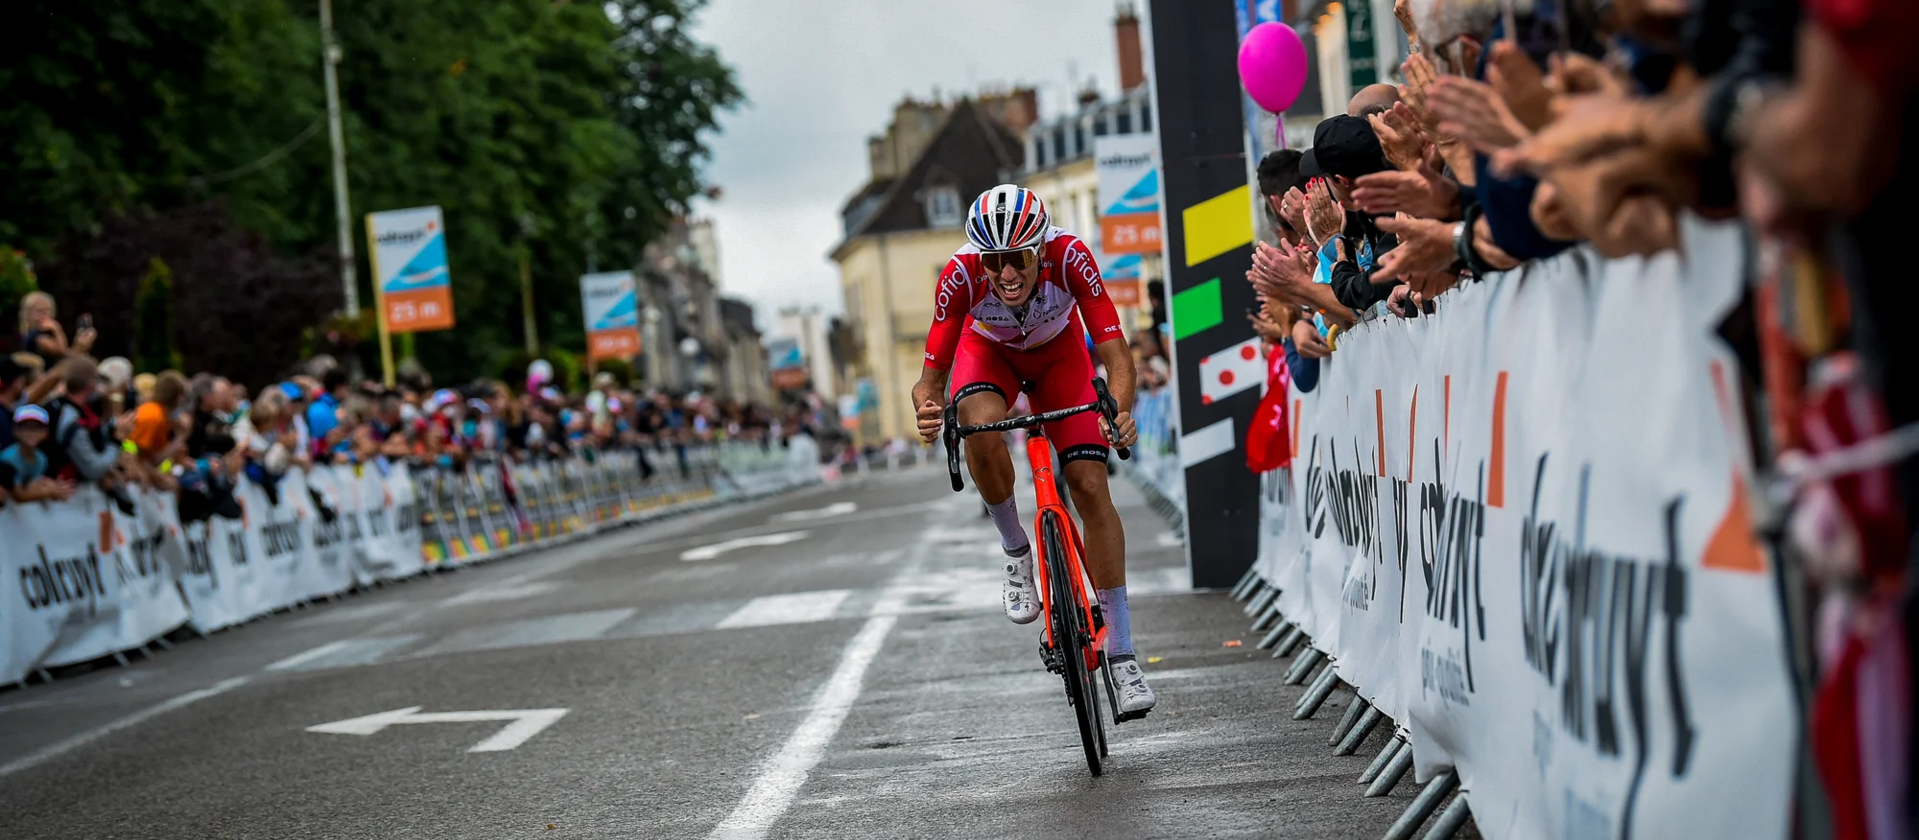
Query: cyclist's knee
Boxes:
[
  {"xmin": 1062, "ymin": 461, "xmax": 1112, "ymax": 506},
  {"xmin": 955, "ymin": 392, "xmax": 1007, "ymax": 428}
]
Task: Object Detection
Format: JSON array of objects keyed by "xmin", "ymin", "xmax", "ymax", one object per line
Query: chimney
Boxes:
[
  {"xmin": 1115, "ymin": 4, "xmax": 1144, "ymax": 93},
  {"xmin": 1077, "ymin": 87, "xmax": 1101, "ymax": 108}
]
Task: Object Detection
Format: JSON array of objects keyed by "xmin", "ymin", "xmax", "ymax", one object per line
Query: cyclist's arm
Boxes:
[
  {"xmin": 917, "ymin": 256, "xmax": 976, "ymax": 407},
  {"xmin": 1093, "ymin": 336, "xmax": 1137, "ymax": 414}
]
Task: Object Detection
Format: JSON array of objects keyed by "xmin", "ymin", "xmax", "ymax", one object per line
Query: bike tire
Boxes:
[{"xmin": 1043, "ymin": 511, "xmax": 1103, "ymax": 776}]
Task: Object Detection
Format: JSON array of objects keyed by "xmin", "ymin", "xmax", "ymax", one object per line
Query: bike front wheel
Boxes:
[{"xmin": 1043, "ymin": 510, "xmax": 1104, "ymax": 776}]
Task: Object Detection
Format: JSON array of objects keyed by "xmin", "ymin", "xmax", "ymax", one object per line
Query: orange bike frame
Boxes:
[{"xmin": 1026, "ymin": 433, "xmax": 1106, "ymax": 671}]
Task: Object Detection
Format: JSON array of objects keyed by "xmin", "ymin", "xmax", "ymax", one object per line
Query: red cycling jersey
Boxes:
[{"xmin": 923, "ymin": 227, "xmax": 1123, "ymax": 369}]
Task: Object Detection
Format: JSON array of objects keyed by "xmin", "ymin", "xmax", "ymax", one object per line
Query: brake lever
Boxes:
[
  {"xmin": 1091, "ymin": 378, "xmax": 1132, "ymax": 460},
  {"xmin": 942, "ymin": 402, "xmax": 964, "ymax": 492}
]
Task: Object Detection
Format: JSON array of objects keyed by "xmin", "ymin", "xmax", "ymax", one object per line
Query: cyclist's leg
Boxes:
[{"xmin": 951, "ymin": 334, "xmax": 1040, "ymax": 625}]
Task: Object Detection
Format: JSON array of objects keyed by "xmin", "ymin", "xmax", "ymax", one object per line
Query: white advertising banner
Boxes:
[
  {"xmin": 1259, "ymin": 220, "xmax": 1795, "ymax": 839},
  {"xmin": 0, "ymin": 440, "xmax": 814, "ymax": 685}
]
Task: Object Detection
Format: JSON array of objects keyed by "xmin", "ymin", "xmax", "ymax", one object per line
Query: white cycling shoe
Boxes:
[
  {"xmin": 1002, "ymin": 544, "xmax": 1041, "ymax": 625},
  {"xmin": 1108, "ymin": 657, "xmax": 1157, "ymax": 718}
]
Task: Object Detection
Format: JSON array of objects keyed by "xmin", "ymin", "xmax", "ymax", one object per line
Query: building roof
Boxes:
[{"xmin": 832, "ymin": 99, "xmax": 1023, "ymax": 260}]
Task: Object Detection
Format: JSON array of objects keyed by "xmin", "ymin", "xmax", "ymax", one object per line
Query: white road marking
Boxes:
[
  {"xmin": 438, "ymin": 580, "xmax": 558, "ymax": 606},
  {"xmin": 0, "ymin": 676, "xmax": 252, "ymax": 778},
  {"xmin": 264, "ymin": 641, "xmax": 353, "ymax": 671},
  {"xmin": 307, "ymin": 706, "xmax": 569, "ymax": 753},
  {"xmin": 715, "ymin": 590, "xmax": 853, "ymax": 630},
  {"xmin": 770, "ymin": 501, "xmax": 858, "ymax": 522},
  {"xmin": 680, "ymin": 531, "xmax": 810, "ymax": 562},
  {"xmin": 708, "ymin": 588, "xmax": 906, "ymax": 840}
]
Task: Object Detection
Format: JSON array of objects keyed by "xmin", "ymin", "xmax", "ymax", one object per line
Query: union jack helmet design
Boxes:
[{"xmin": 966, "ymin": 184, "xmax": 1049, "ymax": 252}]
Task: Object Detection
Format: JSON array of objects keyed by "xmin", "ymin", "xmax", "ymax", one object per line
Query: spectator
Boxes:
[
  {"xmin": 99, "ymin": 356, "xmax": 134, "ymax": 415},
  {"xmin": 234, "ymin": 388, "xmax": 295, "ymax": 505},
  {"xmin": 41, "ymin": 356, "xmax": 135, "ymax": 513},
  {"xmin": 17, "ymin": 292, "xmax": 94, "ymax": 368},
  {"xmin": 0, "ymin": 405, "xmax": 75, "ymax": 505},
  {"xmin": 306, "ymin": 367, "xmax": 350, "ymax": 458},
  {"xmin": 1298, "ymin": 115, "xmax": 1406, "ymax": 313},
  {"xmin": 129, "ymin": 370, "xmax": 191, "ymax": 488}
]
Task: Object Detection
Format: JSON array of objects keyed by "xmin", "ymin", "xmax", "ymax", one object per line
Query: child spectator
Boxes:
[{"xmin": 0, "ymin": 404, "xmax": 75, "ymax": 504}]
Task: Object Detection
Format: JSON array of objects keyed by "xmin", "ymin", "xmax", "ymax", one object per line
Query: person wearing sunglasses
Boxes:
[{"xmin": 909, "ymin": 184, "xmax": 1156, "ymax": 718}]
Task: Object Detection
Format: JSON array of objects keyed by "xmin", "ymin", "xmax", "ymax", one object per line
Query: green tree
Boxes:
[{"xmin": 3, "ymin": 0, "xmax": 740, "ymax": 385}]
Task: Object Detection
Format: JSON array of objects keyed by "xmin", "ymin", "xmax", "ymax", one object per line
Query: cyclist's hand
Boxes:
[
  {"xmin": 915, "ymin": 399, "xmax": 943, "ymax": 444},
  {"xmin": 1101, "ymin": 411, "xmax": 1138, "ymax": 448}
]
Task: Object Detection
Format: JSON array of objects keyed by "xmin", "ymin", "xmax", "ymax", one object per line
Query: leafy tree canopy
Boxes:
[{"xmin": 1, "ymin": 0, "xmax": 740, "ymax": 386}]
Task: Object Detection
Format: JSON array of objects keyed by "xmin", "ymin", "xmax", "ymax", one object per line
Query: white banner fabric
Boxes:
[{"xmin": 1258, "ymin": 221, "xmax": 1796, "ymax": 840}]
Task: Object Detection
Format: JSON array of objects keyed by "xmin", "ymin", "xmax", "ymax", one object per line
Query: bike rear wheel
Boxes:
[{"xmin": 1043, "ymin": 510, "xmax": 1103, "ymax": 776}]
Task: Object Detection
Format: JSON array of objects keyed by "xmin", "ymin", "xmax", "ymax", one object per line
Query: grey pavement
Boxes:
[{"xmin": 0, "ymin": 462, "xmax": 1436, "ymax": 839}]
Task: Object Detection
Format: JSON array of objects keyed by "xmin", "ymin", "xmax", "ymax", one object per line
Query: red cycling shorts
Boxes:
[{"xmin": 949, "ymin": 325, "xmax": 1109, "ymax": 464}]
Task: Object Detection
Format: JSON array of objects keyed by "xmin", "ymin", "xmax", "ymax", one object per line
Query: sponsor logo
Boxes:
[
  {"xmin": 376, "ymin": 228, "xmax": 427, "ymax": 246},
  {"xmin": 19, "ymin": 544, "xmax": 107, "ymax": 611}
]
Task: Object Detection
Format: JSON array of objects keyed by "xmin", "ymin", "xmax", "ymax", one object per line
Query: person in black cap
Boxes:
[{"xmin": 1299, "ymin": 115, "xmax": 1404, "ymax": 312}]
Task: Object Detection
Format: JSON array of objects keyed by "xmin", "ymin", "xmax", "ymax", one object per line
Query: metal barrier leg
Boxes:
[
  {"xmin": 1329, "ymin": 695, "xmax": 1370, "ymax": 745},
  {"xmin": 1336, "ymin": 706, "xmax": 1385, "ymax": 755},
  {"xmin": 1229, "ymin": 568, "xmax": 1259, "ymax": 600},
  {"xmin": 1273, "ymin": 626, "xmax": 1306, "ymax": 658},
  {"xmin": 1257, "ymin": 621, "xmax": 1294, "ymax": 650},
  {"xmin": 1250, "ymin": 601, "xmax": 1283, "ymax": 632},
  {"xmin": 1283, "ymin": 648, "xmax": 1324, "ymax": 684},
  {"xmin": 1359, "ymin": 738, "xmax": 1403, "ymax": 785},
  {"xmin": 1294, "ymin": 666, "xmax": 1340, "ymax": 720},
  {"xmin": 1243, "ymin": 585, "xmax": 1277, "ymax": 617},
  {"xmin": 1379, "ymin": 771, "xmax": 1459, "ymax": 840},
  {"xmin": 1417, "ymin": 794, "xmax": 1472, "ymax": 840},
  {"xmin": 1366, "ymin": 743, "xmax": 1418, "ymax": 797}
]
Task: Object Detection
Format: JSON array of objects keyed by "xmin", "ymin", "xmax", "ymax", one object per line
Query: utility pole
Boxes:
[{"xmin": 320, "ymin": 0, "xmax": 358, "ymax": 315}]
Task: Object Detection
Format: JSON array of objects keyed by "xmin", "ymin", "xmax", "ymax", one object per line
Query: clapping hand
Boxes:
[
  {"xmin": 1303, "ymin": 178, "xmax": 1345, "ymax": 247},
  {"xmin": 1371, "ymin": 214, "xmax": 1458, "ymax": 284},
  {"xmin": 1352, "ymin": 159, "xmax": 1459, "ymax": 219}
]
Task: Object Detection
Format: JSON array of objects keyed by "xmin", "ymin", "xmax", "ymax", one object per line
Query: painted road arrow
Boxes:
[
  {"xmin": 307, "ymin": 706, "xmax": 569, "ymax": 753},
  {"xmin": 680, "ymin": 531, "xmax": 809, "ymax": 561}
]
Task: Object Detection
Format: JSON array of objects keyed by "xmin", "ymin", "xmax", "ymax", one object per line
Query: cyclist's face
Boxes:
[{"xmin": 991, "ymin": 259, "xmax": 1039, "ymax": 306}]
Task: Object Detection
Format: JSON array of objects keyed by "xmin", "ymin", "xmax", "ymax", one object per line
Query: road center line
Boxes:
[
  {"xmin": 0, "ymin": 676, "xmax": 252, "ymax": 778},
  {"xmin": 708, "ymin": 589, "xmax": 904, "ymax": 840}
]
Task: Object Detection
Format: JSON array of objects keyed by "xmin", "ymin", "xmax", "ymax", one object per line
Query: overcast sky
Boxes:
[{"xmin": 689, "ymin": 0, "xmax": 1129, "ymax": 331}]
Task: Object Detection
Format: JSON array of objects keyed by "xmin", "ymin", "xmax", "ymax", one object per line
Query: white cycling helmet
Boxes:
[{"xmin": 966, "ymin": 184, "xmax": 1049, "ymax": 252}]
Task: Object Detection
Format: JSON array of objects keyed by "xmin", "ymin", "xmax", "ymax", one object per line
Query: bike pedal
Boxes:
[{"xmin": 1115, "ymin": 709, "xmax": 1151, "ymax": 724}]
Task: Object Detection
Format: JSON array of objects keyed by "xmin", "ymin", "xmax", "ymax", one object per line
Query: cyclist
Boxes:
[{"xmin": 911, "ymin": 184, "xmax": 1156, "ymax": 717}]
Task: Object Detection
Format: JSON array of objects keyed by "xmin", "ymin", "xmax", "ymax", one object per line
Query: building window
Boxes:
[
  {"xmin": 1116, "ymin": 111, "xmax": 1133, "ymax": 134},
  {"xmin": 1095, "ymin": 112, "xmax": 1110, "ymax": 137},
  {"xmin": 925, "ymin": 186, "xmax": 962, "ymax": 228},
  {"xmin": 1052, "ymin": 127, "xmax": 1066, "ymax": 163},
  {"xmin": 1073, "ymin": 125, "xmax": 1086, "ymax": 158},
  {"xmin": 1141, "ymin": 102, "xmax": 1152, "ymax": 132}
]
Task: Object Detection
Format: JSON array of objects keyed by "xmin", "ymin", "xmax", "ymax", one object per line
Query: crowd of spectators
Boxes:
[
  {"xmin": 1233, "ymin": 0, "xmax": 1914, "ymax": 832},
  {"xmin": 1, "ymin": 290, "xmax": 806, "ymax": 520}
]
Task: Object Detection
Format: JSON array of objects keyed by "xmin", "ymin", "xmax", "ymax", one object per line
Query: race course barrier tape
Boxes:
[
  {"xmin": 1, "ymin": 436, "xmax": 823, "ymax": 686},
  {"xmin": 1249, "ymin": 219, "xmax": 1797, "ymax": 839}
]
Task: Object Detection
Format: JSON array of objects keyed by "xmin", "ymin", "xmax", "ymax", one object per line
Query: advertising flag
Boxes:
[
  {"xmin": 1095, "ymin": 135, "xmax": 1163, "ymax": 256},
  {"xmin": 580, "ymin": 271, "xmax": 641, "ymax": 361},
  {"xmin": 366, "ymin": 206, "xmax": 456, "ymax": 333}
]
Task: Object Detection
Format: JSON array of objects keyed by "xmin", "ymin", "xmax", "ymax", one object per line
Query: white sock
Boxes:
[
  {"xmin": 985, "ymin": 496, "xmax": 1029, "ymax": 554},
  {"xmin": 1098, "ymin": 587, "xmax": 1134, "ymax": 659}
]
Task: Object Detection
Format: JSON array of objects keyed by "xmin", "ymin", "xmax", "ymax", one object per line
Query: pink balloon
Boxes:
[{"xmin": 1238, "ymin": 22, "xmax": 1309, "ymax": 114}]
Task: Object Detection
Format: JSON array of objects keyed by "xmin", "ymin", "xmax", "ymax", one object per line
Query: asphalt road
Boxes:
[{"xmin": 0, "ymin": 462, "xmax": 1433, "ymax": 839}]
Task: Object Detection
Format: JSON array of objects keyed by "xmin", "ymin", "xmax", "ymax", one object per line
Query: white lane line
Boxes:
[
  {"xmin": 715, "ymin": 590, "xmax": 853, "ymax": 630},
  {"xmin": 264, "ymin": 641, "xmax": 353, "ymax": 672},
  {"xmin": 708, "ymin": 589, "xmax": 904, "ymax": 840},
  {"xmin": 771, "ymin": 501, "xmax": 858, "ymax": 522},
  {"xmin": 680, "ymin": 531, "xmax": 810, "ymax": 562},
  {"xmin": 0, "ymin": 676, "xmax": 252, "ymax": 778}
]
